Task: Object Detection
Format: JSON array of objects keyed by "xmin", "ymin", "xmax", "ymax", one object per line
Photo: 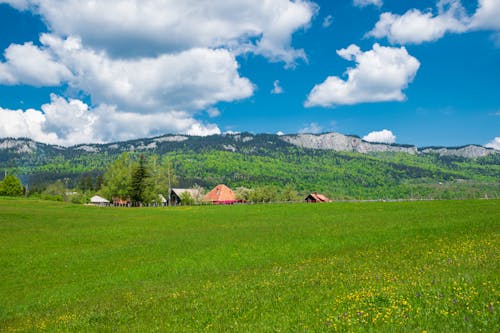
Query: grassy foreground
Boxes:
[{"xmin": 0, "ymin": 199, "xmax": 498, "ymax": 332}]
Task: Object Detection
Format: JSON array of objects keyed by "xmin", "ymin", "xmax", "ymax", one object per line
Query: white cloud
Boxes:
[
  {"xmin": 0, "ymin": 35, "xmax": 247, "ymax": 144},
  {"xmin": 322, "ymin": 15, "xmax": 333, "ymax": 28},
  {"xmin": 299, "ymin": 122, "xmax": 323, "ymax": 134},
  {"xmin": 485, "ymin": 137, "xmax": 500, "ymax": 150},
  {"xmin": 276, "ymin": 131, "xmax": 285, "ymax": 136},
  {"xmin": 470, "ymin": 0, "xmax": 500, "ymax": 30},
  {"xmin": 305, "ymin": 43, "xmax": 420, "ymax": 107},
  {"xmin": 363, "ymin": 129, "xmax": 396, "ymax": 144},
  {"xmin": 0, "ymin": 95, "xmax": 220, "ymax": 146},
  {"xmin": 271, "ymin": 80, "xmax": 284, "ymax": 94},
  {"xmin": 37, "ymin": 34, "xmax": 254, "ymax": 114},
  {"xmin": 0, "ymin": 0, "xmax": 30, "ymax": 10},
  {"xmin": 367, "ymin": 0, "xmax": 500, "ymax": 45},
  {"xmin": 367, "ymin": 1, "xmax": 468, "ymax": 44},
  {"xmin": 353, "ymin": 0, "xmax": 382, "ymax": 8},
  {"xmin": 0, "ymin": 42, "xmax": 72, "ymax": 86},
  {"xmin": 4, "ymin": 0, "xmax": 317, "ymax": 65},
  {"xmin": 206, "ymin": 107, "xmax": 221, "ymax": 118}
]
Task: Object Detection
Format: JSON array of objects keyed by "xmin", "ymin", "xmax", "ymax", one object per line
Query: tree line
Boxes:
[{"xmin": 99, "ymin": 153, "xmax": 178, "ymax": 206}]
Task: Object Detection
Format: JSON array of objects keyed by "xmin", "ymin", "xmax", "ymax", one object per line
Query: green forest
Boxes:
[{"xmin": 1, "ymin": 134, "xmax": 499, "ymax": 201}]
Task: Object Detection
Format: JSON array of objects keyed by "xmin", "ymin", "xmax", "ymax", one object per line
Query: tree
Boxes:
[
  {"xmin": 280, "ymin": 183, "xmax": 300, "ymax": 202},
  {"xmin": 249, "ymin": 185, "xmax": 279, "ymax": 203},
  {"xmin": 101, "ymin": 153, "xmax": 134, "ymax": 200},
  {"xmin": 235, "ymin": 187, "xmax": 252, "ymax": 201},
  {"xmin": 130, "ymin": 154, "xmax": 150, "ymax": 206},
  {"xmin": 0, "ymin": 175, "xmax": 24, "ymax": 196},
  {"xmin": 179, "ymin": 191, "xmax": 195, "ymax": 206}
]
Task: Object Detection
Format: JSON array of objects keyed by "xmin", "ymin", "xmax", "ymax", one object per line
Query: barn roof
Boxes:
[
  {"xmin": 204, "ymin": 184, "xmax": 236, "ymax": 202},
  {"xmin": 306, "ymin": 192, "xmax": 332, "ymax": 202},
  {"xmin": 171, "ymin": 188, "xmax": 201, "ymax": 199},
  {"xmin": 90, "ymin": 195, "xmax": 110, "ymax": 203}
]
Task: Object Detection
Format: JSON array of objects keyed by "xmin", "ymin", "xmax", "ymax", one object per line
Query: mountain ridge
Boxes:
[{"xmin": 0, "ymin": 132, "xmax": 497, "ymax": 158}]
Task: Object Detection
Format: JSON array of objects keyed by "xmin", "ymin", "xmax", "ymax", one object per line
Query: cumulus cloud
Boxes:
[
  {"xmin": 3, "ymin": 0, "xmax": 317, "ymax": 65},
  {"xmin": 0, "ymin": 42, "xmax": 72, "ymax": 86},
  {"xmin": 0, "ymin": 95, "xmax": 220, "ymax": 146},
  {"xmin": 367, "ymin": 0, "xmax": 500, "ymax": 45},
  {"xmin": 470, "ymin": 0, "xmax": 500, "ymax": 30},
  {"xmin": 0, "ymin": 35, "xmax": 246, "ymax": 144},
  {"xmin": 38, "ymin": 34, "xmax": 254, "ymax": 113},
  {"xmin": 305, "ymin": 43, "xmax": 420, "ymax": 107},
  {"xmin": 363, "ymin": 129, "xmax": 396, "ymax": 144},
  {"xmin": 367, "ymin": 0, "xmax": 468, "ymax": 44},
  {"xmin": 353, "ymin": 0, "xmax": 382, "ymax": 8},
  {"xmin": 271, "ymin": 80, "xmax": 284, "ymax": 94},
  {"xmin": 299, "ymin": 122, "xmax": 323, "ymax": 134},
  {"xmin": 485, "ymin": 137, "xmax": 500, "ymax": 150}
]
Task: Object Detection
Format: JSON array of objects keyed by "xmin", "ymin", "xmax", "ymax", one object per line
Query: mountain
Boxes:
[
  {"xmin": 1, "ymin": 132, "xmax": 499, "ymax": 200},
  {"xmin": 1, "ymin": 132, "xmax": 497, "ymax": 157},
  {"xmin": 282, "ymin": 133, "xmax": 418, "ymax": 154},
  {"xmin": 419, "ymin": 145, "xmax": 497, "ymax": 158}
]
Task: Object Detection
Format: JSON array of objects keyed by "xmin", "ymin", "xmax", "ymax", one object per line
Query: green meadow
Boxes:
[{"xmin": 0, "ymin": 199, "xmax": 498, "ymax": 332}]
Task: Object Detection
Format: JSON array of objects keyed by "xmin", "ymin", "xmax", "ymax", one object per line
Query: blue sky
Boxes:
[{"xmin": 0, "ymin": 0, "xmax": 498, "ymax": 148}]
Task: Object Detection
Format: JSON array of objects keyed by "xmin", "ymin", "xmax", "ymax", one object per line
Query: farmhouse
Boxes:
[
  {"xmin": 169, "ymin": 188, "xmax": 202, "ymax": 206},
  {"xmin": 204, "ymin": 184, "xmax": 242, "ymax": 204},
  {"xmin": 305, "ymin": 192, "xmax": 332, "ymax": 203},
  {"xmin": 90, "ymin": 195, "xmax": 110, "ymax": 206}
]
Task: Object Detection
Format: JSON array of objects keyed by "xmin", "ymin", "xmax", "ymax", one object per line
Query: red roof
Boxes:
[
  {"xmin": 306, "ymin": 192, "xmax": 332, "ymax": 203},
  {"xmin": 204, "ymin": 184, "xmax": 237, "ymax": 203}
]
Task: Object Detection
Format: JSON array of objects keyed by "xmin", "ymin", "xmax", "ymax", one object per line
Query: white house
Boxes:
[{"xmin": 90, "ymin": 195, "xmax": 110, "ymax": 206}]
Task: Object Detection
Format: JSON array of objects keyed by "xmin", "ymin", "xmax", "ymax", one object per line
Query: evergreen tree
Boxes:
[{"xmin": 130, "ymin": 154, "xmax": 149, "ymax": 206}]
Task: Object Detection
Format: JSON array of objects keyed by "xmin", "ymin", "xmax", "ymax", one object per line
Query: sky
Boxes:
[{"xmin": 0, "ymin": 0, "xmax": 498, "ymax": 148}]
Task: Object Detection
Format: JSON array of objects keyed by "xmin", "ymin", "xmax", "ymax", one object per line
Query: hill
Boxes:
[
  {"xmin": 0, "ymin": 133, "xmax": 499, "ymax": 199},
  {"xmin": 0, "ymin": 199, "xmax": 498, "ymax": 331}
]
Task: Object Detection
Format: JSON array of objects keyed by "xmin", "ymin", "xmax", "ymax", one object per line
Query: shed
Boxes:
[
  {"xmin": 305, "ymin": 192, "xmax": 332, "ymax": 203},
  {"xmin": 90, "ymin": 195, "xmax": 110, "ymax": 206},
  {"xmin": 169, "ymin": 188, "xmax": 202, "ymax": 206},
  {"xmin": 204, "ymin": 184, "xmax": 242, "ymax": 204}
]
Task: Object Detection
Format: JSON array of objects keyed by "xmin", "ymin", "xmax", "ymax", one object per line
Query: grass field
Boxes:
[{"xmin": 0, "ymin": 199, "xmax": 498, "ymax": 332}]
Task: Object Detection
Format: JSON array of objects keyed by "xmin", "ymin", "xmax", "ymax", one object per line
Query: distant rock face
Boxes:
[
  {"xmin": 153, "ymin": 135, "xmax": 188, "ymax": 143},
  {"xmin": 75, "ymin": 145, "xmax": 100, "ymax": 153},
  {"xmin": 420, "ymin": 145, "xmax": 497, "ymax": 158},
  {"xmin": 281, "ymin": 133, "xmax": 418, "ymax": 154},
  {"xmin": 0, "ymin": 139, "xmax": 37, "ymax": 154}
]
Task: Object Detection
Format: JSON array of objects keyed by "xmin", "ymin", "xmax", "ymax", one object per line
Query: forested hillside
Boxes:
[{"xmin": 0, "ymin": 133, "xmax": 499, "ymax": 200}]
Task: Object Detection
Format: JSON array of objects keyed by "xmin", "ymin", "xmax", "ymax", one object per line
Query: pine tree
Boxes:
[{"xmin": 130, "ymin": 154, "xmax": 149, "ymax": 206}]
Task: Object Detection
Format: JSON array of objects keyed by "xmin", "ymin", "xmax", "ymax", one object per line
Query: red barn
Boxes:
[{"xmin": 305, "ymin": 192, "xmax": 332, "ymax": 203}]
